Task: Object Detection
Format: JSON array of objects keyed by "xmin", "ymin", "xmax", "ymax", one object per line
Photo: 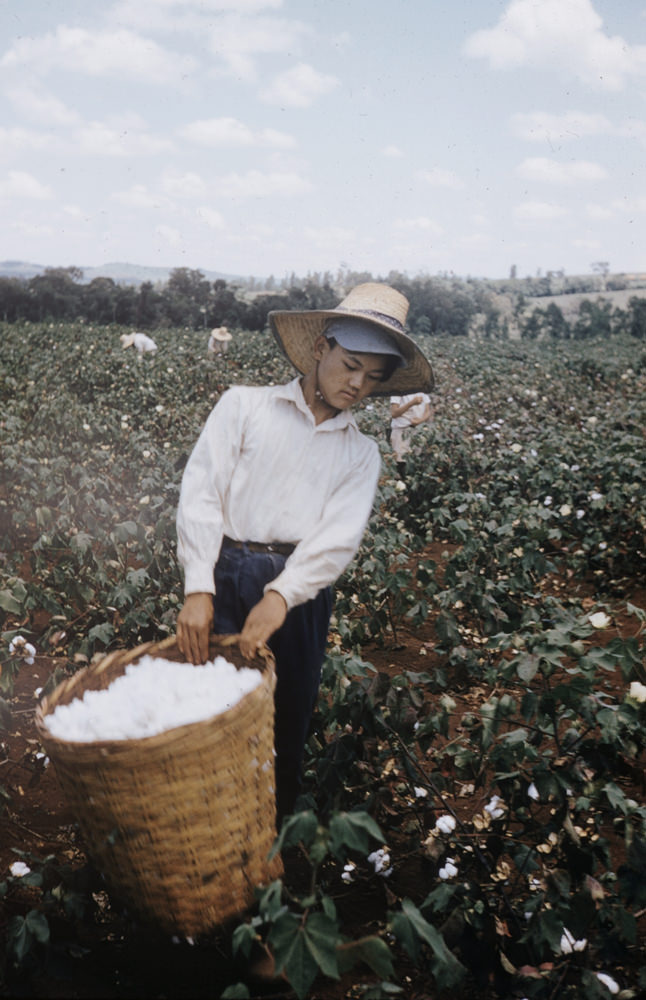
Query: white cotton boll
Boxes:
[
  {"xmin": 435, "ymin": 814, "xmax": 457, "ymax": 834},
  {"xmin": 367, "ymin": 849, "xmax": 393, "ymax": 878},
  {"xmin": 10, "ymin": 861, "xmax": 31, "ymax": 877},
  {"xmin": 45, "ymin": 655, "xmax": 262, "ymax": 742},
  {"xmin": 595, "ymin": 972, "xmax": 619, "ymax": 994},
  {"xmin": 342, "ymin": 862, "xmax": 356, "ymax": 884},
  {"xmin": 527, "ymin": 783, "xmax": 540, "ymax": 801},
  {"xmin": 439, "ymin": 859, "xmax": 458, "ymax": 880},
  {"xmin": 484, "ymin": 795, "xmax": 505, "ymax": 819},
  {"xmin": 560, "ymin": 928, "xmax": 587, "ymax": 953}
]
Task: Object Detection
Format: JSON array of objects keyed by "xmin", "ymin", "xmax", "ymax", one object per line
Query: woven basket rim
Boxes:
[{"xmin": 35, "ymin": 634, "xmax": 275, "ymax": 754}]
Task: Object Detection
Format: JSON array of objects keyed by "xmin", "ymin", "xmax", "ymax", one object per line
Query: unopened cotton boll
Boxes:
[{"xmin": 44, "ymin": 655, "xmax": 261, "ymax": 742}]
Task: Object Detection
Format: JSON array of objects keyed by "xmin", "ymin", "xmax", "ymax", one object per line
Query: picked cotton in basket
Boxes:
[{"xmin": 44, "ymin": 654, "xmax": 262, "ymax": 742}]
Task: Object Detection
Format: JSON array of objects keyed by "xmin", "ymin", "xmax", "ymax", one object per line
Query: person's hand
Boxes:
[
  {"xmin": 239, "ymin": 590, "xmax": 287, "ymax": 659},
  {"xmin": 176, "ymin": 592, "xmax": 214, "ymax": 664}
]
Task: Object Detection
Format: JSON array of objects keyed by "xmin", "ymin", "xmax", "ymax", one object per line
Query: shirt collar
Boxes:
[{"xmin": 274, "ymin": 377, "xmax": 360, "ymax": 432}]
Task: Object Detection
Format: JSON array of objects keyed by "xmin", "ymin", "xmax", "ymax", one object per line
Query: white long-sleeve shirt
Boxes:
[{"xmin": 176, "ymin": 378, "xmax": 381, "ymax": 611}]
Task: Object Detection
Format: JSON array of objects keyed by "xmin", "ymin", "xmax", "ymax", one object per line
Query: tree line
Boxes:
[{"xmin": 1, "ymin": 265, "xmax": 645, "ymax": 340}]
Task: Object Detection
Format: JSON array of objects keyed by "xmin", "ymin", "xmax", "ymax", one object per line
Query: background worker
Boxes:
[{"xmin": 175, "ymin": 283, "xmax": 433, "ymax": 824}]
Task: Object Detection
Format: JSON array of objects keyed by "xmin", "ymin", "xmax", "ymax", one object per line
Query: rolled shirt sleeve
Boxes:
[{"xmin": 265, "ymin": 440, "xmax": 380, "ymax": 609}]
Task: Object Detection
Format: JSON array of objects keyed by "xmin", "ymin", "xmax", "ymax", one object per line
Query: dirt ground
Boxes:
[{"xmin": 1, "ymin": 567, "xmax": 645, "ymax": 1000}]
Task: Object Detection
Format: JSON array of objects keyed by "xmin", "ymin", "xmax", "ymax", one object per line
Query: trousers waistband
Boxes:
[{"xmin": 221, "ymin": 535, "xmax": 295, "ymax": 558}]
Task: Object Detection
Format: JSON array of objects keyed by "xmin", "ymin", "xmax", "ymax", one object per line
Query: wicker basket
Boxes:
[{"xmin": 35, "ymin": 635, "xmax": 283, "ymax": 936}]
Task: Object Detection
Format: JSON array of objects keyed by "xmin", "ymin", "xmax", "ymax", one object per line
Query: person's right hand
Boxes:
[{"xmin": 176, "ymin": 592, "xmax": 214, "ymax": 664}]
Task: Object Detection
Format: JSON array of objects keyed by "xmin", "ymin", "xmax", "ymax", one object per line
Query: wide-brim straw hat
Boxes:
[
  {"xmin": 211, "ymin": 326, "xmax": 232, "ymax": 342},
  {"xmin": 268, "ymin": 282, "xmax": 434, "ymax": 396}
]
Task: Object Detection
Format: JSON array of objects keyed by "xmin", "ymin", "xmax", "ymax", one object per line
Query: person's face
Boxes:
[{"xmin": 314, "ymin": 336, "xmax": 388, "ymax": 409}]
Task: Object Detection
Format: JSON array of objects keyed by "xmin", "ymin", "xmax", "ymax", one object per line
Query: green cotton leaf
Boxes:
[
  {"xmin": 220, "ymin": 986, "xmax": 250, "ymax": 999},
  {"xmin": 390, "ymin": 900, "xmax": 466, "ymax": 989},
  {"xmin": 231, "ymin": 922, "xmax": 258, "ymax": 959},
  {"xmin": 7, "ymin": 916, "xmax": 32, "ymax": 964},
  {"xmin": 603, "ymin": 781, "xmax": 630, "ymax": 814},
  {"xmin": 526, "ymin": 907, "xmax": 564, "ymax": 954},
  {"xmin": 579, "ymin": 647, "xmax": 620, "ymax": 672},
  {"xmin": 111, "ymin": 521, "xmax": 138, "ymax": 542},
  {"xmin": 270, "ymin": 810, "xmax": 318, "ymax": 858},
  {"xmin": 87, "ymin": 622, "xmax": 115, "ymax": 647},
  {"xmin": 361, "ymin": 984, "xmax": 403, "ymax": 998},
  {"xmin": 420, "ymin": 882, "xmax": 459, "ymax": 914},
  {"xmin": 299, "ymin": 912, "xmax": 340, "ymax": 979},
  {"xmin": 328, "ymin": 811, "xmax": 384, "ymax": 860},
  {"xmin": 25, "ymin": 909, "xmax": 50, "ymax": 944},
  {"xmin": 126, "ymin": 567, "xmax": 149, "ymax": 589},
  {"xmin": 515, "ymin": 653, "xmax": 540, "ymax": 683},
  {"xmin": 337, "ymin": 936, "xmax": 394, "ymax": 978},
  {"xmin": 0, "ymin": 589, "xmax": 24, "ymax": 615},
  {"xmin": 69, "ymin": 532, "xmax": 94, "ymax": 553},
  {"xmin": 268, "ymin": 912, "xmax": 319, "ymax": 1000}
]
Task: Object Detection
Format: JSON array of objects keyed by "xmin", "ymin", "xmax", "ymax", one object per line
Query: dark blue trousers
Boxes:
[{"xmin": 212, "ymin": 544, "xmax": 332, "ymax": 826}]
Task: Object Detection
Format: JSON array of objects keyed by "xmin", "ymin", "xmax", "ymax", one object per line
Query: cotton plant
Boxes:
[
  {"xmin": 560, "ymin": 927, "xmax": 587, "ymax": 954},
  {"xmin": 340, "ymin": 846, "xmax": 393, "ymax": 884},
  {"xmin": 438, "ymin": 858, "xmax": 458, "ymax": 880},
  {"xmin": 8, "ymin": 636, "xmax": 37, "ymax": 664}
]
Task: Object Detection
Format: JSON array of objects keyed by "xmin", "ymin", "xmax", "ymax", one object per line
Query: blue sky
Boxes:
[{"xmin": 1, "ymin": 0, "xmax": 645, "ymax": 281}]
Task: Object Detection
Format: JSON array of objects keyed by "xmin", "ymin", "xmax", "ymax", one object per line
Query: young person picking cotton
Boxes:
[{"xmin": 175, "ymin": 283, "xmax": 434, "ymax": 825}]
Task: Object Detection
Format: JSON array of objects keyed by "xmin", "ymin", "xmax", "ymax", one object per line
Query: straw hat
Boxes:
[
  {"xmin": 268, "ymin": 283, "xmax": 434, "ymax": 396},
  {"xmin": 210, "ymin": 326, "xmax": 232, "ymax": 342}
]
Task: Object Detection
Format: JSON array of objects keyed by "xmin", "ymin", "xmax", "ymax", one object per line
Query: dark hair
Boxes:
[{"xmin": 326, "ymin": 336, "xmax": 398, "ymax": 382}]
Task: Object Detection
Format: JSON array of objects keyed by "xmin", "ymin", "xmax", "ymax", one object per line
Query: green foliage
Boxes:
[{"xmin": 2, "ymin": 322, "xmax": 646, "ymax": 996}]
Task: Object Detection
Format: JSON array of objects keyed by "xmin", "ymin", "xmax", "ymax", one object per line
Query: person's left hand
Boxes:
[{"xmin": 239, "ymin": 590, "xmax": 287, "ymax": 659}]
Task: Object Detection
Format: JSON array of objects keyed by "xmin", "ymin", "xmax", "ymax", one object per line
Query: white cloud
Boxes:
[
  {"xmin": 0, "ymin": 170, "xmax": 53, "ymax": 200},
  {"xmin": 611, "ymin": 196, "xmax": 646, "ymax": 214},
  {"xmin": 1, "ymin": 26, "xmax": 196, "ymax": 85},
  {"xmin": 511, "ymin": 110, "xmax": 612, "ymax": 142},
  {"xmin": 514, "ymin": 200, "xmax": 569, "ymax": 221},
  {"xmin": 108, "ymin": 0, "xmax": 284, "ymax": 36},
  {"xmin": 0, "ymin": 127, "xmax": 61, "ymax": 157},
  {"xmin": 112, "ymin": 185, "xmax": 172, "ymax": 209},
  {"xmin": 156, "ymin": 224, "xmax": 183, "ymax": 246},
  {"xmin": 260, "ymin": 63, "xmax": 338, "ymax": 107},
  {"xmin": 75, "ymin": 122, "xmax": 173, "ymax": 157},
  {"xmin": 303, "ymin": 225, "xmax": 357, "ymax": 248},
  {"xmin": 585, "ymin": 203, "xmax": 615, "ymax": 220},
  {"xmin": 518, "ymin": 157, "xmax": 608, "ymax": 183},
  {"xmin": 196, "ymin": 206, "xmax": 225, "ymax": 229},
  {"xmin": 381, "ymin": 145, "xmax": 404, "ymax": 158},
  {"xmin": 179, "ymin": 117, "xmax": 295, "ymax": 148},
  {"xmin": 5, "ymin": 87, "xmax": 80, "ymax": 126},
  {"xmin": 417, "ymin": 168, "xmax": 464, "ymax": 189},
  {"xmin": 160, "ymin": 170, "xmax": 209, "ymax": 198},
  {"xmin": 572, "ymin": 237, "xmax": 601, "ymax": 249},
  {"xmin": 207, "ymin": 14, "xmax": 309, "ymax": 80},
  {"xmin": 215, "ymin": 170, "xmax": 314, "ymax": 198},
  {"xmin": 10, "ymin": 220, "xmax": 55, "ymax": 237},
  {"xmin": 394, "ymin": 216, "xmax": 444, "ymax": 235},
  {"xmin": 464, "ymin": 0, "xmax": 646, "ymax": 90}
]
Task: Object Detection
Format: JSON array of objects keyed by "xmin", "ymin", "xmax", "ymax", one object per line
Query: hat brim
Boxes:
[{"xmin": 268, "ymin": 308, "xmax": 434, "ymax": 396}]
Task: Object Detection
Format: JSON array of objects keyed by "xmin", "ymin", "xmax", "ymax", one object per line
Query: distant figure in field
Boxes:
[
  {"xmin": 207, "ymin": 326, "xmax": 232, "ymax": 356},
  {"xmin": 120, "ymin": 332, "xmax": 158, "ymax": 355},
  {"xmin": 390, "ymin": 392, "xmax": 432, "ymax": 477}
]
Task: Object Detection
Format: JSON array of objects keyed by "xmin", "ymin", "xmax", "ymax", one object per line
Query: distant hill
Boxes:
[{"xmin": 0, "ymin": 260, "xmax": 246, "ymax": 286}]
